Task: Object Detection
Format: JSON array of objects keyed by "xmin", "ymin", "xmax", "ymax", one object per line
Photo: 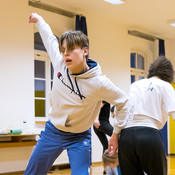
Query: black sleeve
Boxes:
[{"xmin": 111, "ymin": 105, "xmax": 115, "ymax": 113}]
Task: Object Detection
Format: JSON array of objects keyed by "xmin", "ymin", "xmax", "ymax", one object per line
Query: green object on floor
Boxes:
[{"xmin": 10, "ymin": 129, "xmax": 22, "ymax": 134}]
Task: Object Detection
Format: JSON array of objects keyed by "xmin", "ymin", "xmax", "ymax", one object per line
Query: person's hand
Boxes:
[
  {"xmin": 108, "ymin": 133, "xmax": 119, "ymax": 156},
  {"xmin": 29, "ymin": 13, "xmax": 42, "ymax": 23},
  {"xmin": 94, "ymin": 120, "xmax": 100, "ymax": 129}
]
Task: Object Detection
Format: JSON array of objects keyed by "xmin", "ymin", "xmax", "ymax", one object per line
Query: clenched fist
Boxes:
[{"xmin": 29, "ymin": 13, "xmax": 43, "ymax": 23}]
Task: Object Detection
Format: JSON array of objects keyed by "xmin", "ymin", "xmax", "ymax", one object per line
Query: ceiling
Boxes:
[{"xmin": 41, "ymin": 0, "xmax": 175, "ymax": 40}]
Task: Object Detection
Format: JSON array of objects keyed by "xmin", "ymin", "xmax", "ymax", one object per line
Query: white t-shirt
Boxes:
[{"xmin": 126, "ymin": 77, "xmax": 175, "ymax": 129}]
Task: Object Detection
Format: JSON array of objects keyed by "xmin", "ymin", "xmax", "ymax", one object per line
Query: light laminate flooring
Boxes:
[{"xmin": 48, "ymin": 155, "xmax": 175, "ymax": 175}]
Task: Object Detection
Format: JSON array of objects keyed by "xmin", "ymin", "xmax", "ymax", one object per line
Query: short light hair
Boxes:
[
  {"xmin": 59, "ymin": 30, "xmax": 89, "ymax": 58},
  {"xmin": 102, "ymin": 149, "xmax": 119, "ymax": 167}
]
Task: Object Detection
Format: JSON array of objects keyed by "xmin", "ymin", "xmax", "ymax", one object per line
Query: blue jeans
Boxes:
[
  {"xmin": 107, "ymin": 166, "xmax": 121, "ymax": 175},
  {"xmin": 24, "ymin": 120, "xmax": 91, "ymax": 175}
]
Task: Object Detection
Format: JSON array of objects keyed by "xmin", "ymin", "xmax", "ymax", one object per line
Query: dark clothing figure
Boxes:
[{"xmin": 93, "ymin": 101, "xmax": 113, "ymax": 153}]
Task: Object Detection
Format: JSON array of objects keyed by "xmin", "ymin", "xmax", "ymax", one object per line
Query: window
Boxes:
[
  {"xmin": 34, "ymin": 50, "xmax": 53, "ymax": 120},
  {"xmin": 130, "ymin": 52, "xmax": 146, "ymax": 84}
]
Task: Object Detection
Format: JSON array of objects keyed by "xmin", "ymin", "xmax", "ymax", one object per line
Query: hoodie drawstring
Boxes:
[
  {"xmin": 67, "ymin": 69, "xmax": 74, "ymax": 93},
  {"xmin": 74, "ymin": 77, "xmax": 83, "ymax": 100},
  {"xmin": 66, "ymin": 69, "xmax": 84, "ymax": 100}
]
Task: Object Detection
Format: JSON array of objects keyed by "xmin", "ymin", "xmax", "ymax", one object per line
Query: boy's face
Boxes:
[{"xmin": 61, "ymin": 39, "xmax": 88, "ymax": 74}]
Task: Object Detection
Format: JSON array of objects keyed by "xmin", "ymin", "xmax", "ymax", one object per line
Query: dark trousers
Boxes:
[
  {"xmin": 118, "ymin": 127, "xmax": 167, "ymax": 175},
  {"xmin": 93, "ymin": 121, "xmax": 113, "ymax": 153}
]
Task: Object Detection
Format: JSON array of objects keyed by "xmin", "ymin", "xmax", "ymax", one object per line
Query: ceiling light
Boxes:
[
  {"xmin": 167, "ymin": 19, "xmax": 175, "ymax": 27},
  {"xmin": 170, "ymin": 23, "xmax": 175, "ymax": 27},
  {"xmin": 104, "ymin": 0, "xmax": 126, "ymax": 5}
]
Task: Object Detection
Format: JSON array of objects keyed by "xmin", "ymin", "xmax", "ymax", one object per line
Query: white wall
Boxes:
[
  {"xmin": 0, "ymin": 0, "xmax": 34, "ymax": 173},
  {"xmin": 0, "ymin": 0, "xmax": 34, "ymax": 131},
  {"xmin": 87, "ymin": 13, "xmax": 131, "ymax": 93},
  {"xmin": 1, "ymin": 0, "xmax": 174, "ymax": 173}
]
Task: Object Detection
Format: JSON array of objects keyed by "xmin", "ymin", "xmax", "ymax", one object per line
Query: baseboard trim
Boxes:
[
  {"xmin": 0, "ymin": 163, "xmax": 71, "ymax": 175},
  {"xmin": 0, "ymin": 171, "xmax": 24, "ymax": 175}
]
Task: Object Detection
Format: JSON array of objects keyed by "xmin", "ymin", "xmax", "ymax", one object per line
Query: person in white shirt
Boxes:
[
  {"xmin": 110, "ymin": 56, "xmax": 175, "ymax": 175},
  {"xmin": 25, "ymin": 13, "xmax": 130, "ymax": 175}
]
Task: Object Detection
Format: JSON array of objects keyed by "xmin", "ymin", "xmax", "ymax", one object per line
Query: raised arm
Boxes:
[{"xmin": 29, "ymin": 13, "xmax": 62, "ymax": 67}]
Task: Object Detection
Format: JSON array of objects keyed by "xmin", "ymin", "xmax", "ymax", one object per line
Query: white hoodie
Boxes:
[{"xmin": 35, "ymin": 16, "xmax": 129, "ymax": 133}]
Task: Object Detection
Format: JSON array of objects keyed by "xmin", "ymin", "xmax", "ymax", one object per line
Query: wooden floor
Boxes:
[
  {"xmin": 48, "ymin": 155, "xmax": 175, "ymax": 175},
  {"xmin": 48, "ymin": 162, "xmax": 103, "ymax": 175}
]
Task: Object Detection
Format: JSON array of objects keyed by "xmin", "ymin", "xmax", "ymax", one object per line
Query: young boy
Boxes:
[
  {"xmin": 102, "ymin": 150, "xmax": 120, "ymax": 175},
  {"xmin": 25, "ymin": 13, "xmax": 129, "ymax": 175}
]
